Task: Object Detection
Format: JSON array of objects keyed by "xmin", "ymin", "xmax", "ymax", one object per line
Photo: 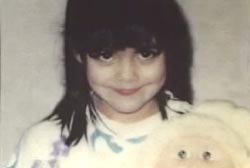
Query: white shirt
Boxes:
[{"xmin": 5, "ymin": 100, "xmax": 191, "ymax": 168}]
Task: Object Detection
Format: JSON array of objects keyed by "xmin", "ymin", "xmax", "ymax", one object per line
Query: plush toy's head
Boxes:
[
  {"xmin": 134, "ymin": 101, "xmax": 250, "ymax": 168},
  {"xmin": 193, "ymin": 100, "xmax": 250, "ymax": 150}
]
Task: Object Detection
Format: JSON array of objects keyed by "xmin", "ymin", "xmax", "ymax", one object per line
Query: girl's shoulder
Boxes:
[
  {"xmin": 6, "ymin": 120, "xmax": 65, "ymax": 168},
  {"xmin": 20, "ymin": 120, "xmax": 62, "ymax": 149}
]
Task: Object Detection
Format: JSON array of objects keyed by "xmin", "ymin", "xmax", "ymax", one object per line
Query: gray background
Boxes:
[{"xmin": 1, "ymin": 0, "xmax": 250, "ymax": 165}]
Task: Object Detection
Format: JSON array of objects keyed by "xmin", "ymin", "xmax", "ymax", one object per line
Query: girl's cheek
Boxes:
[
  {"xmin": 142, "ymin": 57, "xmax": 166, "ymax": 83},
  {"xmin": 87, "ymin": 60, "xmax": 102, "ymax": 84},
  {"xmin": 87, "ymin": 62, "xmax": 114, "ymax": 85}
]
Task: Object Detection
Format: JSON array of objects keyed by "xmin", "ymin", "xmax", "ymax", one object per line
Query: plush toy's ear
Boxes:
[{"xmin": 193, "ymin": 100, "xmax": 250, "ymax": 150}]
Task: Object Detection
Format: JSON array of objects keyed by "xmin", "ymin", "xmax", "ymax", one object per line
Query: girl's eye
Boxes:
[
  {"xmin": 89, "ymin": 50, "xmax": 113, "ymax": 62},
  {"xmin": 138, "ymin": 49, "xmax": 160, "ymax": 60},
  {"xmin": 98, "ymin": 51, "xmax": 113, "ymax": 62}
]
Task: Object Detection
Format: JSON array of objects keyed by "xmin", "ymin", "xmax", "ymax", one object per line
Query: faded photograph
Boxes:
[{"xmin": 1, "ymin": 0, "xmax": 250, "ymax": 167}]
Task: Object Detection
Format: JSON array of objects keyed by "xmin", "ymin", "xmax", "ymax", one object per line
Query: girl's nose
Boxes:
[{"xmin": 115, "ymin": 54, "xmax": 139, "ymax": 83}]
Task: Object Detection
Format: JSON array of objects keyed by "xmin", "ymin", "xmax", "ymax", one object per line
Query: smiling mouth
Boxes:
[{"xmin": 113, "ymin": 87, "xmax": 141, "ymax": 96}]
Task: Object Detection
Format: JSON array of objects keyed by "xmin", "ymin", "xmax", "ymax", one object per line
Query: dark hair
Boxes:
[{"xmin": 45, "ymin": 0, "xmax": 193, "ymax": 146}]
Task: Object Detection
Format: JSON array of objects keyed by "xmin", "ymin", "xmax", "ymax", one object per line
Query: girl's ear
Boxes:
[
  {"xmin": 73, "ymin": 47, "xmax": 84, "ymax": 63},
  {"xmin": 75, "ymin": 54, "xmax": 83, "ymax": 63}
]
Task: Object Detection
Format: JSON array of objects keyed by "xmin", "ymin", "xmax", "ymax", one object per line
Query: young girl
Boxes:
[{"xmin": 6, "ymin": 0, "xmax": 193, "ymax": 167}]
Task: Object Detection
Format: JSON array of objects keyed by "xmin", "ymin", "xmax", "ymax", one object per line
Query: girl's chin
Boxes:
[{"xmin": 110, "ymin": 105, "xmax": 143, "ymax": 114}]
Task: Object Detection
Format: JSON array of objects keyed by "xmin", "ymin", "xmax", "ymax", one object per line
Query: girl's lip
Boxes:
[{"xmin": 113, "ymin": 87, "xmax": 141, "ymax": 96}]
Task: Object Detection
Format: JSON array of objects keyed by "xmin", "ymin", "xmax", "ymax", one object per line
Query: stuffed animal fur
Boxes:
[
  {"xmin": 193, "ymin": 100, "xmax": 250, "ymax": 151},
  {"xmin": 131, "ymin": 100, "xmax": 250, "ymax": 168}
]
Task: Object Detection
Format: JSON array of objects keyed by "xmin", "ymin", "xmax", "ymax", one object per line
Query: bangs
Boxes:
[{"xmin": 79, "ymin": 25, "xmax": 162, "ymax": 54}]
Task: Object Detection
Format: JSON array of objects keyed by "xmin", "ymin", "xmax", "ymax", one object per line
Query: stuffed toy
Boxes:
[{"xmin": 132, "ymin": 100, "xmax": 250, "ymax": 168}]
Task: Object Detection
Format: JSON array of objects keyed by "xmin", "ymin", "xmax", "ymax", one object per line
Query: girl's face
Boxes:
[{"xmin": 86, "ymin": 48, "xmax": 166, "ymax": 122}]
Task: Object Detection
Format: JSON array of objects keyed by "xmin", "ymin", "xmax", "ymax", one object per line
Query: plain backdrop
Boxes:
[{"xmin": 1, "ymin": 0, "xmax": 250, "ymax": 165}]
